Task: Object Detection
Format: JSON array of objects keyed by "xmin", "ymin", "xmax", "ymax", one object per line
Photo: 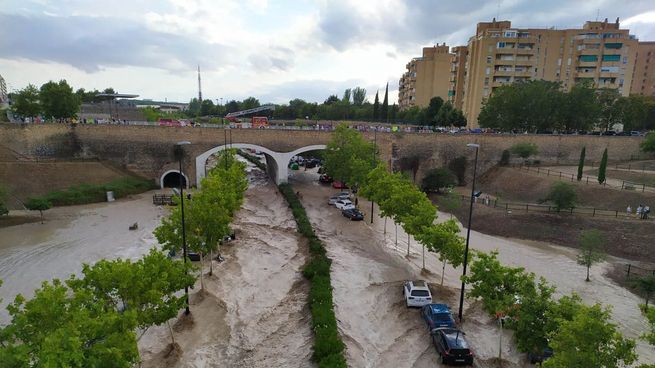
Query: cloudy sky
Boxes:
[{"xmin": 1, "ymin": 0, "xmax": 654, "ymax": 105}]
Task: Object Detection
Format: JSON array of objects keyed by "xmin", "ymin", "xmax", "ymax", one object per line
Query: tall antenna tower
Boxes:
[{"xmin": 197, "ymin": 65, "xmax": 202, "ymax": 102}]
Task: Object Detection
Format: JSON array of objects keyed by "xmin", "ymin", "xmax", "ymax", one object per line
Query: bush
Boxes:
[
  {"xmin": 641, "ymin": 133, "xmax": 655, "ymax": 153},
  {"xmin": 421, "ymin": 167, "xmax": 457, "ymax": 193},
  {"xmin": 499, "ymin": 150, "xmax": 510, "ymax": 166},
  {"xmin": 510, "ymin": 142, "xmax": 539, "ymax": 159},
  {"xmin": 237, "ymin": 150, "xmax": 267, "ymax": 170},
  {"xmin": 29, "ymin": 177, "xmax": 156, "ymax": 206},
  {"xmin": 546, "ymin": 182, "xmax": 577, "ymax": 212},
  {"xmin": 278, "ymin": 183, "xmax": 346, "ymax": 365}
]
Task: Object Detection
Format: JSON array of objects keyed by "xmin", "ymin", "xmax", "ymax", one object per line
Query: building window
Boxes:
[
  {"xmin": 486, "ymin": 56, "xmax": 492, "ymax": 64},
  {"xmin": 579, "ymin": 55, "xmax": 598, "ymax": 62},
  {"xmin": 567, "ymin": 58, "xmax": 571, "ymax": 66},
  {"xmin": 602, "ymin": 54, "xmax": 620, "ymax": 62},
  {"xmin": 484, "ymin": 77, "xmax": 489, "ymax": 86},
  {"xmin": 604, "ymin": 43, "xmax": 623, "ymax": 49},
  {"xmin": 497, "ymin": 42, "xmax": 506, "ymax": 48},
  {"xmin": 486, "ymin": 67, "xmax": 490, "ymax": 75}
]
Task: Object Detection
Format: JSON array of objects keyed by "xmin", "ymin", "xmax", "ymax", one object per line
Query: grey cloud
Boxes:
[
  {"xmin": 0, "ymin": 13, "xmax": 234, "ymax": 72},
  {"xmin": 248, "ymin": 45, "xmax": 295, "ymax": 72},
  {"xmin": 315, "ymin": 0, "xmax": 655, "ymax": 52}
]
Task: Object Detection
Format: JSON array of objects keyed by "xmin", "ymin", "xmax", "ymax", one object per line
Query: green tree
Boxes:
[
  {"xmin": 598, "ymin": 148, "xmax": 608, "ymax": 184},
  {"xmin": 239, "ymin": 97, "xmax": 260, "ymax": 110},
  {"xmin": 643, "ymin": 307, "xmax": 655, "ymax": 345},
  {"xmin": 478, "ymin": 80, "xmax": 562, "ymax": 132},
  {"xmin": 11, "ymin": 84, "xmax": 41, "ymax": 118},
  {"xmin": 421, "ymin": 167, "xmax": 457, "ymax": 193},
  {"xmin": 546, "ymin": 182, "xmax": 577, "ymax": 211},
  {"xmin": 425, "ymin": 96, "xmax": 444, "ymax": 125},
  {"xmin": 450, "ymin": 108, "xmax": 467, "ymax": 127},
  {"xmin": 0, "ymin": 279, "xmax": 140, "ymax": 367},
  {"xmin": 436, "ymin": 101, "xmax": 453, "ymax": 126},
  {"xmin": 39, "ymin": 80, "xmax": 80, "ymax": 119},
  {"xmin": 510, "ymin": 142, "xmax": 539, "ymax": 159},
  {"xmin": 641, "ymin": 133, "xmax": 655, "ymax": 153},
  {"xmin": 352, "ymin": 87, "xmax": 367, "ymax": 105},
  {"xmin": 67, "ymin": 249, "xmax": 194, "ymax": 344},
  {"xmin": 200, "ymin": 99, "xmax": 215, "ymax": 116},
  {"xmin": 558, "ymin": 81, "xmax": 599, "ymax": 132},
  {"xmin": 381, "ymin": 83, "xmax": 389, "ymax": 122},
  {"xmin": 373, "ymin": 91, "xmax": 379, "ymax": 121},
  {"xmin": 25, "ymin": 197, "xmax": 52, "ymax": 223},
  {"xmin": 323, "ymin": 124, "xmax": 378, "ymax": 187},
  {"xmin": 416, "ymin": 220, "xmax": 465, "ymax": 284},
  {"xmin": 631, "ymin": 274, "xmax": 655, "ymax": 307},
  {"xmin": 597, "ymin": 88, "xmax": 622, "ymax": 132},
  {"xmin": 543, "ymin": 304, "xmax": 637, "ymax": 368},
  {"xmin": 342, "ymin": 88, "xmax": 352, "ymax": 104},
  {"xmin": 577, "ymin": 146, "xmax": 586, "ymax": 181},
  {"xmin": 438, "ymin": 192, "xmax": 462, "ymax": 219},
  {"xmin": 576, "ymin": 229, "xmax": 606, "ymax": 281},
  {"xmin": 506, "ymin": 277, "xmax": 555, "ymax": 355}
]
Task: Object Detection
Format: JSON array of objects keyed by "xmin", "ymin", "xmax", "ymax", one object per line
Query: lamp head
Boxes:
[
  {"xmin": 174, "ymin": 141, "xmax": 191, "ymax": 161},
  {"xmin": 466, "ymin": 143, "xmax": 480, "ymax": 148}
]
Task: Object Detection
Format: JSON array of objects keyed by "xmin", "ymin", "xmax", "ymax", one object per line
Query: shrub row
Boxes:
[
  {"xmin": 278, "ymin": 183, "xmax": 346, "ymax": 368},
  {"xmin": 237, "ymin": 150, "xmax": 267, "ymax": 171},
  {"xmin": 28, "ymin": 177, "xmax": 157, "ymax": 206}
]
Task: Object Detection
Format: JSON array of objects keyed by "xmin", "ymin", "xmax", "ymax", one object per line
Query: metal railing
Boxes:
[
  {"xmin": 625, "ymin": 263, "xmax": 655, "ymax": 279},
  {"xmin": 518, "ymin": 165, "xmax": 655, "ymax": 193}
]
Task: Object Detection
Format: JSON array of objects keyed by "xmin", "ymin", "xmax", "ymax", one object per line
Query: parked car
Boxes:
[
  {"xmin": 403, "ymin": 280, "xmax": 432, "ymax": 308},
  {"xmin": 421, "ymin": 303, "xmax": 456, "ymax": 329},
  {"xmin": 431, "ymin": 328, "xmax": 474, "ymax": 365},
  {"xmin": 328, "ymin": 194, "xmax": 350, "ymax": 205},
  {"xmin": 342, "ymin": 208, "xmax": 364, "ymax": 221},
  {"xmin": 319, "ymin": 174, "xmax": 333, "ymax": 183},
  {"xmin": 187, "ymin": 252, "xmax": 201, "ymax": 262},
  {"xmin": 335, "ymin": 199, "xmax": 355, "ymax": 210},
  {"xmin": 332, "ymin": 180, "xmax": 349, "ymax": 189},
  {"xmin": 528, "ymin": 347, "xmax": 553, "ymax": 364}
]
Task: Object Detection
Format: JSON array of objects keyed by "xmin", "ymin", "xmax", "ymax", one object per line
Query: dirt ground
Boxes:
[
  {"xmin": 139, "ymin": 164, "xmax": 314, "ymax": 368},
  {"xmin": 292, "ymin": 168, "xmax": 654, "ymax": 367},
  {"xmin": 586, "ymin": 168, "xmax": 655, "ymax": 185}
]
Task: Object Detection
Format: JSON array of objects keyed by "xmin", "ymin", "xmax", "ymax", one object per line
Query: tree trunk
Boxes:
[
  {"xmin": 441, "ymin": 259, "xmax": 446, "ymax": 286},
  {"xmin": 384, "ymin": 217, "xmax": 387, "ymax": 235},
  {"xmin": 586, "ymin": 265, "xmax": 590, "ymax": 282},
  {"xmin": 199, "ymin": 253, "xmax": 205, "ymax": 290},
  {"xmin": 167, "ymin": 320, "xmax": 176, "ymax": 345},
  {"xmin": 209, "ymin": 249, "xmax": 213, "ymax": 276},
  {"xmin": 422, "ymin": 244, "xmax": 425, "ymax": 270},
  {"xmin": 407, "ymin": 233, "xmax": 410, "ymax": 256},
  {"xmin": 395, "ymin": 224, "xmax": 398, "ymax": 248}
]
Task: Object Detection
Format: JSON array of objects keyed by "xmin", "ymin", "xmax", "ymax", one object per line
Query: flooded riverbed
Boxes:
[{"xmin": 0, "ymin": 191, "xmax": 166, "ymax": 322}]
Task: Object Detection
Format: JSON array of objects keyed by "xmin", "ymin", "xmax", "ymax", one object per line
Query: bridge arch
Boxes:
[
  {"xmin": 160, "ymin": 170, "xmax": 189, "ymax": 189},
  {"xmin": 194, "ymin": 143, "xmax": 327, "ymax": 186}
]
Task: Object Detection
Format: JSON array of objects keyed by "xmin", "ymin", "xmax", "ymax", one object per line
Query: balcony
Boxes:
[{"xmin": 576, "ymin": 70, "xmax": 596, "ymax": 78}]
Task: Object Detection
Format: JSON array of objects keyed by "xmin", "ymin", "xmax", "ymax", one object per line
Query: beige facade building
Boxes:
[
  {"xmin": 398, "ymin": 44, "xmax": 452, "ymax": 110},
  {"xmin": 631, "ymin": 42, "xmax": 655, "ymax": 96},
  {"xmin": 400, "ymin": 18, "xmax": 647, "ymax": 128}
]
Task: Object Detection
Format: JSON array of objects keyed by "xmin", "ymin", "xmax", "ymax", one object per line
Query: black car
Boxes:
[
  {"xmin": 342, "ymin": 208, "xmax": 364, "ymax": 221},
  {"xmin": 187, "ymin": 252, "xmax": 201, "ymax": 262},
  {"xmin": 431, "ymin": 328, "xmax": 474, "ymax": 365}
]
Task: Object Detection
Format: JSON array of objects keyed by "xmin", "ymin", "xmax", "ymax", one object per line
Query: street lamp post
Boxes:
[
  {"xmin": 370, "ymin": 128, "xmax": 377, "ymax": 224},
  {"xmin": 458, "ymin": 143, "xmax": 480, "ymax": 322},
  {"xmin": 174, "ymin": 141, "xmax": 191, "ymax": 315}
]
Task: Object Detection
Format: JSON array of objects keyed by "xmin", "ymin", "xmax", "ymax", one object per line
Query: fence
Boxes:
[
  {"xmin": 518, "ymin": 165, "xmax": 654, "ymax": 193},
  {"xmin": 457, "ymin": 194, "xmax": 652, "ymax": 220},
  {"xmin": 625, "ymin": 263, "xmax": 655, "ymax": 279},
  {"xmin": 614, "ymin": 161, "xmax": 655, "ymax": 172},
  {"xmin": 152, "ymin": 194, "xmax": 175, "ymax": 206}
]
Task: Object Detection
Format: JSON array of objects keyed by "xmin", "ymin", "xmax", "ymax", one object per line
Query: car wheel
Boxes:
[{"xmin": 440, "ymin": 354, "xmax": 446, "ymax": 364}]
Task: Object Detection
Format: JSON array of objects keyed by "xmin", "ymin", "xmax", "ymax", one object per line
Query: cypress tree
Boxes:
[
  {"xmin": 381, "ymin": 82, "xmax": 389, "ymax": 122},
  {"xmin": 373, "ymin": 91, "xmax": 379, "ymax": 121},
  {"xmin": 598, "ymin": 148, "xmax": 608, "ymax": 184},
  {"xmin": 577, "ymin": 146, "xmax": 586, "ymax": 181}
]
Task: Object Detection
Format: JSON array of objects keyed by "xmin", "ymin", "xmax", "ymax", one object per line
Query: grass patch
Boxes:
[
  {"xmin": 237, "ymin": 150, "xmax": 267, "ymax": 171},
  {"xmin": 28, "ymin": 177, "xmax": 157, "ymax": 206},
  {"xmin": 279, "ymin": 183, "xmax": 347, "ymax": 367}
]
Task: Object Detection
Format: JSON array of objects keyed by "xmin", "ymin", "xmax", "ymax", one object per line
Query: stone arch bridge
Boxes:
[{"xmin": 0, "ymin": 124, "xmax": 645, "ymax": 188}]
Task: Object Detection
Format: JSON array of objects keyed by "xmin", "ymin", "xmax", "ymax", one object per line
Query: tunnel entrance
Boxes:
[{"xmin": 161, "ymin": 171, "xmax": 187, "ymax": 188}]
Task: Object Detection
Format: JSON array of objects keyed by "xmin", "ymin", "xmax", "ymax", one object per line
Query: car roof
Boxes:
[
  {"xmin": 434, "ymin": 328, "xmax": 469, "ymax": 348},
  {"xmin": 427, "ymin": 303, "xmax": 451, "ymax": 314},
  {"xmin": 409, "ymin": 280, "xmax": 429, "ymax": 289}
]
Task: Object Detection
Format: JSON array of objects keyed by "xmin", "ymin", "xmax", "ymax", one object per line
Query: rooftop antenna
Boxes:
[{"xmin": 197, "ymin": 65, "xmax": 202, "ymax": 102}]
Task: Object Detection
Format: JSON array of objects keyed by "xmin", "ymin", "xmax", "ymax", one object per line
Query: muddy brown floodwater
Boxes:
[
  {"xmin": 291, "ymin": 168, "xmax": 655, "ymax": 367},
  {"xmin": 139, "ymin": 163, "xmax": 314, "ymax": 367},
  {"xmin": 0, "ymin": 191, "xmax": 167, "ymax": 322}
]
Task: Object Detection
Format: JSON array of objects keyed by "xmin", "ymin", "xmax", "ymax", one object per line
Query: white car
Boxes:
[
  {"xmin": 328, "ymin": 194, "xmax": 350, "ymax": 205},
  {"xmin": 403, "ymin": 280, "xmax": 433, "ymax": 308},
  {"xmin": 335, "ymin": 199, "xmax": 355, "ymax": 210}
]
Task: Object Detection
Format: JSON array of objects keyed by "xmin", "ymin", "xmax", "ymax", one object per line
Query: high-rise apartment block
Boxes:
[
  {"xmin": 398, "ymin": 44, "xmax": 453, "ymax": 110},
  {"xmin": 400, "ymin": 18, "xmax": 652, "ymax": 128},
  {"xmin": 631, "ymin": 42, "xmax": 655, "ymax": 96}
]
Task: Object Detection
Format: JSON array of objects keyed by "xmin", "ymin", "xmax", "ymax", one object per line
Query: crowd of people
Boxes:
[{"xmin": 627, "ymin": 204, "xmax": 651, "ymax": 219}]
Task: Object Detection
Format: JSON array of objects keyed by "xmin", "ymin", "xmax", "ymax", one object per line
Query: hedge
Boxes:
[
  {"xmin": 27, "ymin": 177, "xmax": 157, "ymax": 206},
  {"xmin": 237, "ymin": 150, "xmax": 267, "ymax": 171},
  {"xmin": 278, "ymin": 183, "xmax": 347, "ymax": 367}
]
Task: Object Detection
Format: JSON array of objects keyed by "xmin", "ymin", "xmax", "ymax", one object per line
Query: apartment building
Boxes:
[
  {"xmin": 462, "ymin": 18, "xmax": 638, "ymax": 127},
  {"xmin": 398, "ymin": 44, "xmax": 452, "ymax": 110},
  {"xmin": 631, "ymin": 42, "xmax": 655, "ymax": 96},
  {"xmin": 400, "ymin": 18, "xmax": 647, "ymax": 128}
]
